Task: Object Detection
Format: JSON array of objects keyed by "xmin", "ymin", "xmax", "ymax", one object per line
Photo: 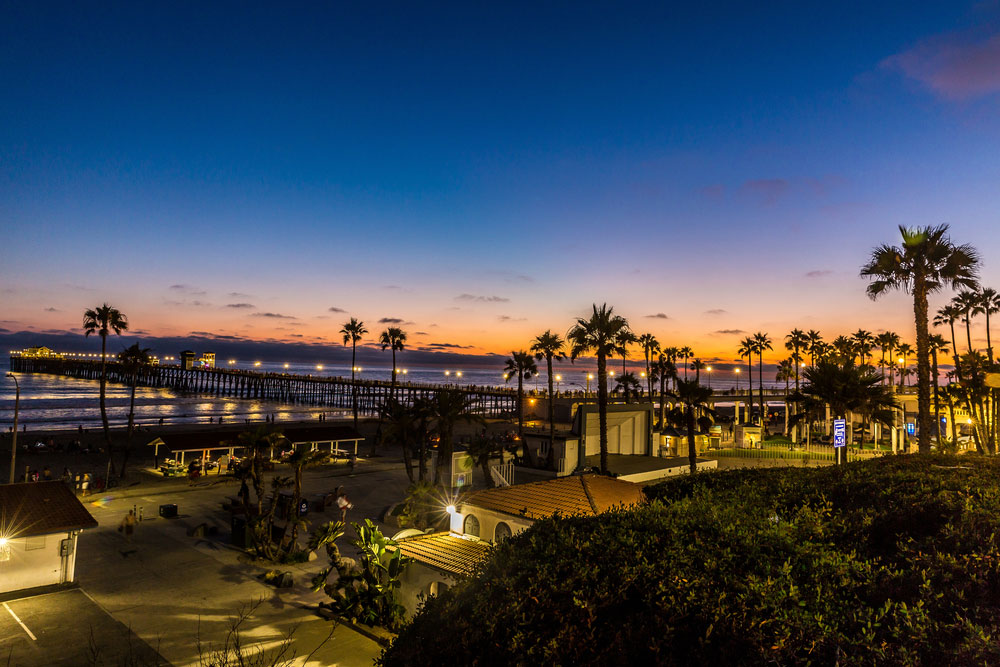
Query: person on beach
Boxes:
[{"xmin": 119, "ymin": 510, "xmax": 137, "ymax": 542}]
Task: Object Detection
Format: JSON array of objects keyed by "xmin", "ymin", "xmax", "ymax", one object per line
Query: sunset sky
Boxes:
[{"xmin": 3, "ymin": 2, "xmax": 1000, "ymax": 366}]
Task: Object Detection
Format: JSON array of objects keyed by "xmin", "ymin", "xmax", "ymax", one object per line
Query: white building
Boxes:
[{"xmin": 0, "ymin": 482, "xmax": 97, "ymax": 595}]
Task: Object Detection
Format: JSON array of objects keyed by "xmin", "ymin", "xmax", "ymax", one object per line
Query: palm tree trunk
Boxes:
[
  {"xmin": 546, "ymin": 355, "xmax": 555, "ymax": 470},
  {"xmin": 931, "ymin": 349, "xmax": 941, "ymax": 443},
  {"xmin": 99, "ymin": 334, "xmax": 116, "ymax": 479},
  {"xmin": 119, "ymin": 376, "xmax": 137, "ymax": 478},
  {"xmin": 913, "ymin": 278, "xmax": 933, "ymax": 454},
  {"xmin": 598, "ymin": 353, "xmax": 609, "ymax": 474},
  {"xmin": 986, "ymin": 310, "xmax": 994, "ymax": 363},
  {"xmin": 758, "ymin": 353, "xmax": 766, "ymax": 435},
  {"xmin": 965, "ymin": 315, "xmax": 973, "ymax": 354},
  {"xmin": 351, "ymin": 342, "xmax": 358, "ymax": 429},
  {"xmin": 658, "ymin": 373, "xmax": 666, "ymax": 429},
  {"xmin": 686, "ymin": 404, "xmax": 697, "ymax": 475}
]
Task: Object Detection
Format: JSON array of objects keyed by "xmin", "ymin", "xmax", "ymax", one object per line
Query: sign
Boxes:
[
  {"xmin": 833, "ymin": 419, "xmax": 846, "ymax": 448},
  {"xmin": 905, "ymin": 422, "xmax": 915, "ymax": 436}
]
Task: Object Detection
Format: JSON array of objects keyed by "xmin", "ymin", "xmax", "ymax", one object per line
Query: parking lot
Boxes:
[{"xmin": 0, "ymin": 588, "xmax": 166, "ymax": 666}]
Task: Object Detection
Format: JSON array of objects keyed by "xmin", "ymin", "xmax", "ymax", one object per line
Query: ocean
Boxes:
[{"xmin": 0, "ymin": 357, "xmax": 769, "ymax": 432}]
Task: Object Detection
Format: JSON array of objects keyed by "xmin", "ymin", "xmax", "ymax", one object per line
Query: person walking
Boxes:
[
  {"xmin": 82, "ymin": 472, "xmax": 91, "ymax": 497},
  {"xmin": 336, "ymin": 491, "xmax": 353, "ymax": 522},
  {"xmin": 119, "ymin": 510, "xmax": 138, "ymax": 542}
]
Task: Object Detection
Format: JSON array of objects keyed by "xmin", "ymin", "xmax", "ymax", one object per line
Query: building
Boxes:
[
  {"xmin": 146, "ymin": 425, "xmax": 365, "ymax": 467},
  {"xmin": 0, "ymin": 482, "xmax": 98, "ymax": 595},
  {"xmin": 393, "ymin": 474, "xmax": 646, "ymax": 616}
]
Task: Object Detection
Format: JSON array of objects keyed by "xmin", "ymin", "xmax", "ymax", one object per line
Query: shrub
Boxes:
[{"xmin": 380, "ymin": 455, "xmax": 1000, "ymax": 665}]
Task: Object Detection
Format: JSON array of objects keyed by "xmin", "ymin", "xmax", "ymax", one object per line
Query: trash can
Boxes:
[
  {"xmin": 159, "ymin": 503, "xmax": 178, "ymax": 519},
  {"xmin": 231, "ymin": 515, "xmax": 252, "ymax": 548}
]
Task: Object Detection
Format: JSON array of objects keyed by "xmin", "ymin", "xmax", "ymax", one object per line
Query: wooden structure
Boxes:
[{"xmin": 10, "ymin": 356, "xmax": 518, "ymax": 418}]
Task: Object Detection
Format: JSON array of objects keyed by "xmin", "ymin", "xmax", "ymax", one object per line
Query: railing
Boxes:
[
  {"xmin": 708, "ymin": 442, "xmax": 893, "ymax": 464},
  {"xmin": 490, "ymin": 462, "xmax": 514, "ymax": 487}
]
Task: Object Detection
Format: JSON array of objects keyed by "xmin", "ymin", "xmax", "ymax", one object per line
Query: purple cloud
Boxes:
[
  {"xmin": 806, "ymin": 270, "xmax": 833, "ymax": 278},
  {"xmin": 645, "ymin": 313, "xmax": 670, "ymax": 319},
  {"xmin": 882, "ymin": 29, "xmax": 1000, "ymax": 100}
]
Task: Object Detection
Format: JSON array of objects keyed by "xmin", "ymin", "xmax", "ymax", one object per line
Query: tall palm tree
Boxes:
[
  {"xmin": 678, "ymin": 346, "xmax": 693, "ymax": 380},
  {"xmin": 799, "ymin": 360, "xmax": 897, "ymax": 435},
  {"xmin": 896, "ymin": 343, "xmax": 913, "ymax": 387},
  {"xmin": 977, "ymin": 287, "xmax": 999, "ymax": 362},
  {"xmin": 953, "ymin": 289, "xmax": 980, "ymax": 354},
  {"xmin": 616, "ymin": 330, "xmax": 638, "ymax": 379},
  {"xmin": 737, "ymin": 336, "xmax": 756, "ymax": 421},
  {"xmin": 669, "ymin": 379, "xmax": 715, "ymax": 475},
  {"xmin": 503, "ymin": 350, "xmax": 538, "ymax": 445},
  {"xmin": 805, "ymin": 330, "xmax": 824, "ymax": 368},
  {"xmin": 752, "ymin": 332, "xmax": 773, "ymax": 434},
  {"xmin": 83, "ymin": 303, "xmax": 128, "ymax": 470},
  {"xmin": 934, "ymin": 304, "xmax": 963, "ymax": 370},
  {"xmin": 568, "ymin": 304, "xmax": 630, "ymax": 474},
  {"xmin": 341, "ymin": 318, "xmax": 368, "ymax": 429},
  {"xmin": 531, "ymin": 330, "xmax": 565, "ymax": 466},
  {"xmin": 861, "ymin": 224, "xmax": 980, "ymax": 453},
  {"xmin": 928, "ymin": 333, "xmax": 949, "ymax": 442},
  {"xmin": 117, "ymin": 342, "xmax": 150, "ymax": 477},
  {"xmin": 379, "ymin": 327, "xmax": 407, "ymax": 400},
  {"xmin": 690, "ymin": 358, "xmax": 706, "ymax": 382},
  {"xmin": 430, "ymin": 390, "xmax": 483, "ymax": 486},
  {"xmin": 637, "ymin": 333, "xmax": 660, "ymax": 404},
  {"xmin": 614, "ymin": 372, "xmax": 642, "ymax": 400},
  {"xmin": 875, "ymin": 331, "xmax": 899, "ymax": 385},
  {"xmin": 852, "ymin": 329, "xmax": 875, "ymax": 366},
  {"xmin": 651, "ymin": 354, "xmax": 676, "ymax": 429},
  {"xmin": 830, "ymin": 335, "xmax": 856, "ymax": 364},
  {"xmin": 785, "ymin": 329, "xmax": 808, "ymax": 390}
]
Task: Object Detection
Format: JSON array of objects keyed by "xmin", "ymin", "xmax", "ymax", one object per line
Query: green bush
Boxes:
[{"xmin": 379, "ymin": 455, "xmax": 1000, "ymax": 665}]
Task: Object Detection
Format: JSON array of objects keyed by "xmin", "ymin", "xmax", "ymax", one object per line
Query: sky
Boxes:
[{"xmin": 3, "ymin": 1, "xmax": 1000, "ymax": 369}]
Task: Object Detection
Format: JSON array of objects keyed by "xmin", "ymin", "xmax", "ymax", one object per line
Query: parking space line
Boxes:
[{"xmin": 3, "ymin": 602, "xmax": 37, "ymax": 641}]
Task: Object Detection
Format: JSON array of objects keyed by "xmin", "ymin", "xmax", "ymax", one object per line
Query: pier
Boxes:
[{"xmin": 9, "ymin": 356, "xmax": 520, "ymax": 418}]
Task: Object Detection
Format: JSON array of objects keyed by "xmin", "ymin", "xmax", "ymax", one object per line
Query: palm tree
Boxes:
[
  {"xmin": 896, "ymin": 343, "xmax": 913, "ymax": 387},
  {"xmin": 852, "ymin": 329, "xmax": 875, "ymax": 366},
  {"xmin": 530, "ymin": 330, "xmax": 566, "ymax": 467},
  {"xmin": 568, "ymin": 304, "xmax": 631, "ymax": 474},
  {"xmin": 637, "ymin": 333, "xmax": 660, "ymax": 404},
  {"xmin": 737, "ymin": 336, "xmax": 755, "ymax": 412},
  {"xmin": 928, "ymin": 333, "xmax": 949, "ymax": 442},
  {"xmin": 785, "ymin": 329, "xmax": 808, "ymax": 390},
  {"xmin": 799, "ymin": 360, "xmax": 897, "ymax": 440},
  {"xmin": 752, "ymin": 332, "xmax": 773, "ymax": 435},
  {"xmin": 690, "ymin": 358, "xmax": 705, "ymax": 382},
  {"xmin": 341, "ymin": 318, "xmax": 368, "ymax": 429},
  {"xmin": 117, "ymin": 343, "xmax": 151, "ymax": 477},
  {"xmin": 614, "ymin": 372, "xmax": 642, "ymax": 401},
  {"xmin": 650, "ymin": 354, "xmax": 676, "ymax": 429},
  {"xmin": 284, "ymin": 447, "xmax": 326, "ymax": 551},
  {"xmin": 616, "ymin": 329, "xmax": 638, "ymax": 379},
  {"xmin": 934, "ymin": 304, "xmax": 963, "ymax": 371},
  {"xmin": 379, "ymin": 327, "xmax": 407, "ymax": 400},
  {"xmin": 381, "ymin": 398, "xmax": 418, "ymax": 482},
  {"xmin": 83, "ymin": 303, "xmax": 128, "ymax": 472},
  {"xmin": 430, "ymin": 390, "xmax": 483, "ymax": 486},
  {"xmin": 831, "ymin": 335, "xmax": 856, "ymax": 364},
  {"xmin": 875, "ymin": 331, "xmax": 899, "ymax": 385},
  {"xmin": 978, "ymin": 287, "xmax": 1000, "ymax": 362},
  {"xmin": 678, "ymin": 346, "xmax": 693, "ymax": 380},
  {"xmin": 662, "ymin": 346, "xmax": 680, "ymax": 389},
  {"xmin": 236, "ymin": 426, "xmax": 286, "ymax": 516},
  {"xmin": 805, "ymin": 330, "xmax": 824, "ymax": 367},
  {"xmin": 953, "ymin": 289, "xmax": 980, "ymax": 354},
  {"xmin": 861, "ymin": 224, "xmax": 980, "ymax": 453},
  {"xmin": 466, "ymin": 433, "xmax": 500, "ymax": 488},
  {"xmin": 503, "ymin": 350, "xmax": 538, "ymax": 445},
  {"xmin": 669, "ymin": 379, "xmax": 715, "ymax": 475}
]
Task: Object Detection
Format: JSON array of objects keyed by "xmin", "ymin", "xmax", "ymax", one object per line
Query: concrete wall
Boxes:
[
  {"xmin": 0, "ymin": 531, "xmax": 77, "ymax": 594},
  {"xmin": 450, "ymin": 506, "xmax": 533, "ymax": 542},
  {"xmin": 398, "ymin": 562, "xmax": 457, "ymax": 618}
]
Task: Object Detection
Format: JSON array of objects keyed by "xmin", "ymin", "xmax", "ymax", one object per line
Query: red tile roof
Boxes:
[
  {"xmin": 461, "ymin": 474, "xmax": 645, "ymax": 521},
  {"xmin": 0, "ymin": 482, "xmax": 98, "ymax": 538},
  {"xmin": 394, "ymin": 532, "xmax": 492, "ymax": 576}
]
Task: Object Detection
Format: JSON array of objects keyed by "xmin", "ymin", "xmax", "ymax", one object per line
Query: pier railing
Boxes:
[{"xmin": 8, "ymin": 357, "xmax": 519, "ymax": 418}]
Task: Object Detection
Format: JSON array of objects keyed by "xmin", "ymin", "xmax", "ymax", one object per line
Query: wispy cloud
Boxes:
[
  {"xmin": 226, "ymin": 303, "xmax": 256, "ymax": 309},
  {"xmin": 882, "ymin": 28, "xmax": 1000, "ymax": 100},
  {"xmin": 741, "ymin": 179, "xmax": 789, "ymax": 205},
  {"xmin": 379, "ymin": 317, "xmax": 404, "ymax": 324},
  {"xmin": 645, "ymin": 313, "xmax": 670, "ymax": 319},
  {"xmin": 227, "ymin": 292, "xmax": 253, "ymax": 299},
  {"xmin": 806, "ymin": 270, "xmax": 833, "ymax": 278},
  {"xmin": 455, "ymin": 294, "xmax": 510, "ymax": 303},
  {"xmin": 424, "ymin": 342, "xmax": 474, "ymax": 350},
  {"xmin": 704, "ymin": 309, "xmax": 727, "ymax": 315},
  {"xmin": 328, "ymin": 306, "xmax": 346, "ymax": 313},
  {"xmin": 498, "ymin": 315, "xmax": 527, "ymax": 322},
  {"xmin": 169, "ymin": 284, "xmax": 207, "ymax": 295},
  {"xmin": 714, "ymin": 329, "xmax": 746, "ymax": 335},
  {"xmin": 251, "ymin": 312, "xmax": 297, "ymax": 319},
  {"xmin": 44, "ymin": 307, "xmax": 60, "ymax": 312}
]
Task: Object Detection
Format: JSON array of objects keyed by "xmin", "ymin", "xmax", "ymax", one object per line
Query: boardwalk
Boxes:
[{"xmin": 9, "ymin": 357, "xmax": 519, "ymax": 418}]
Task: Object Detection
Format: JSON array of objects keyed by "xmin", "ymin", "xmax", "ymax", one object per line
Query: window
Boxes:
[
  {"xmin": 429, "ymin": 581, "xmax": 449, "ymax": 597},
  {"xmin": 25, "ymin": 536, "xmax": 46, "ymax": 551},
  {"xmin": 463, "ymin": 514, "xmax": 480, "ymax": 538},
  {"xmin": 494, "ymin": 522, "xmax": 512, "ymax": 542}
]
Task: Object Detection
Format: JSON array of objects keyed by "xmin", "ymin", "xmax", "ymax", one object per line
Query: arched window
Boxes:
[
  {"xmin": 463, "ymin": 514, "xmax": 480, "ymax": 538},
  {"xmin": 494, "ymin": 521, "xmax": 512, "ymax": 542},
  {"xmin": 429, "ymin": 580, "xmax": 449, "ymax": 597}
]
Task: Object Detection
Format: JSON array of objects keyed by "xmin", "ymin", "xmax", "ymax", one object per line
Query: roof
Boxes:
[
  {"xmin": 394, "ymin": 532, "xmax": 492, "ymax": 576},
  {"xmin": 0, "ymin": 482, "xmax": 98, "ymax": 538},
  {"xmin": 147, "ymin": 425, "xmax": 364, "ymax": 452},
  {"xmin": 461, "ymin": 474, "xmax": 645, "ymax": 521}
]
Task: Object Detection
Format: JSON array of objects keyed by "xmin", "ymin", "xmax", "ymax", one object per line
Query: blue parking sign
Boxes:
[{"xmin": 833, "ymin": 419, "xmax": 846, "ymax": 448}]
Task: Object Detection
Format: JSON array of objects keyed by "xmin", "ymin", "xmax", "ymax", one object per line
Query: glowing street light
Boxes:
[
  {"xmin": 456, "ymin": 371, "xmax": 463, "ymax": 378},
  {"xmin": 555, "ymin": 374, "xmax": 562, "ymax": 395},
  {"xmin": 706, "ymin": 365, "xmax": 713, "ymax": 389},
  {"xmin": 586, "ymin": 372, "xmax": 594, "ymax": 397},
  {"xmin": 734, "ymin": 367, "xmax": 741, "ymax": 393},
  {"xmin": 316, "ymin": 365, "xmax": 324, "ymax": 371},
  {"xmin": 283, "ymin": 363, "xmax": 290, "ymax": 369},
  {"xmin": 254, "ymin": 361, "xmax": 261, "ymax": 367},
  {"xmin": 445, "ymin": 504, "xmax": 456, "ymax": 514}
]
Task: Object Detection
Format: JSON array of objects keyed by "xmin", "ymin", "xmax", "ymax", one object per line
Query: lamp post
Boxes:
[
  {"xmin": 555, "ymin": 374, "xmax": 562, "ymax": 396},
  {"xmin": 586, "ymin": 373, "xmax": 593, "ymax": 398},
  {"xmin": 706, "ymin": 366, "xmax": 713, "ymax": 389},
  {"xmin": 7, "ymin": 373, "xmax": 18, "ymax": 485},
  {"xmin": 734, "ymin": 367, "xmax": 740, "ymax": 393}
]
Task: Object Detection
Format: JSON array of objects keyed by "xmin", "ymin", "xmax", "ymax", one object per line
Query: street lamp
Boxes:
[
  {"xmin": 706, "ymin": 366, "xmax": 713, "ymax": 389},
  {"xmin": 6, "ymin": 373, "xmax": 19, "ymax": 484},
  {"xmin": 586, "ymin": 373, "xmax": 593, "ymax": 397},
  {"xmin": 555, "ymin": 374, "xmax": 562, "ymax": 396},
  {"xmin": 734, "ymin": 367, "xmax": 740, "ymax": 393}
]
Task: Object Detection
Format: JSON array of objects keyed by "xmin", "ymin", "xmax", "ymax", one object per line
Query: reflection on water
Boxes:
[{"xmin": 0, "ymin": 360, "xmax": 347, "ymax": 431}]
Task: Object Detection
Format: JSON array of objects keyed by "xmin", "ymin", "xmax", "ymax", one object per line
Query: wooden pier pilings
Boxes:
[{"xmin": 8, "ymin": 357, "xmax": 519, "ymax": 418}]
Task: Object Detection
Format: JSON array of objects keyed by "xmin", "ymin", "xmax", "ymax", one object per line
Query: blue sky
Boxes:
[{"xmin": 3, "ymin": 1, "xmax": 1000, "ymax": 362}]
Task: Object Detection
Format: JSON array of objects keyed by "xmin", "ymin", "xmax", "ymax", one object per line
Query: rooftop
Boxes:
[
  {"xmin": 0, "ymin": 482, "xmax": 98, "ymax": 538},
  {"xmin": 462, "ymin": 474, "xmax": 645, "ymax": 521},
  {"xmin": 146, "ymin": 425, "xmax": 364, "ymax": 452},
  {"xmin": 394, "ymin": 532, "xmax": 492, "ymax": 576}
]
